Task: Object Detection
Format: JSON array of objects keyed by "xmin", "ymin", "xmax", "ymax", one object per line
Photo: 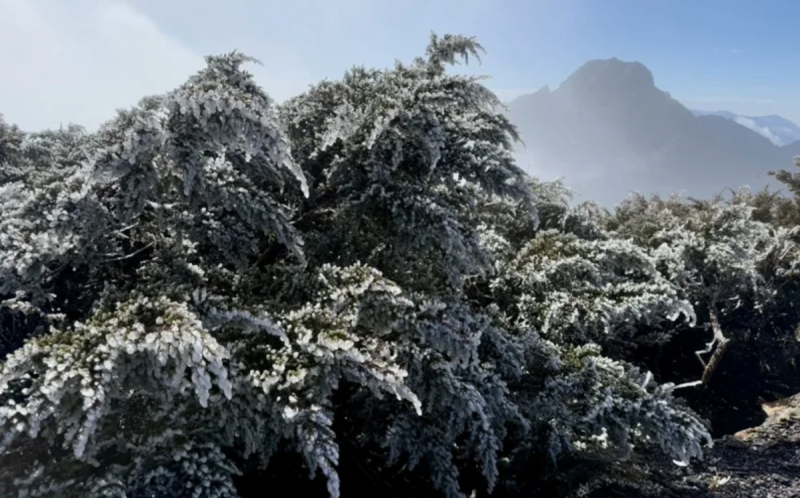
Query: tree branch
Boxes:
[
  {"xmin": 700, "ymin": 303, "xmax": 730, "ymax": 384},
  {"xmin": 671, "ymin": 380, "xmax": 704, "ymax": 391},
  {"xmin": 101, "ymin": 242, "xmax": 155, "ymax": 263},
  {"xmin": 680, "ymin": 296, "xmax": 731, "ymax": 390}
]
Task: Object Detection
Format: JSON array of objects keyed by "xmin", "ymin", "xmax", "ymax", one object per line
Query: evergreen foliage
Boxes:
[{"xmin": 0, "ymin": 34, "xmax": 798, "ymax": 498}]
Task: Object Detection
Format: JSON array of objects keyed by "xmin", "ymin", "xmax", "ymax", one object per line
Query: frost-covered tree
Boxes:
[
  {"xmin": 272, "ymin": 34, "xmax": 543, "ymax": 497},
  {"xmin": 0, "ymin": 114, "xmax": 25, "ymax": 183},
  {"xmin": 279, "ymin": 35, "xmax": 709, "ymax": 497},
  {"xmin": 279, "ymin": 34, "xmax": 533, "ymax": 294},
  {"xmin": 470, "ymin": 179, "xmax": 708, "ymax": 496},
  {"xmin": 603, "ymin": 189, "xmax": 800, "ymax": 438},
  {"xmin": 0, "ymin": 36, "xmax": 715, "ymax": 498},
  {"xmin": 761, "ymin": 156, "xmax": 800, "ymax": 228},
  {"xmin": 0, "ymin": 121, "xmax": 94, "ymax": 360},
  {"xmin": 0, "ymin": 52, "xmax": 419, "ymax": 498},
  {"xmin": 608, "ymin": 191, "xmax": 800, "ymax": 385},
  {"xmin": 478, "ymin": 177, "xmax": 694, "ymax": 356}
]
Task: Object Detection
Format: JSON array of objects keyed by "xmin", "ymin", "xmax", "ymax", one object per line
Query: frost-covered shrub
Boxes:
[
  {"xmin": 765, "ymin": 155, "xmax": 800, "ymax": 228},
  {"xmin": 279, "ymin": 34, "xmax": 534, "ymax": 294},
  {"xmin": 498, "ymin": 230, "xmax": 694, "ymax": 348},
  {"xmin": 608, "ymin": 191, "xmax": 800, "ymax": 373},
  {"xmin": 0, "ymin": 114, "xmax": 26, "ymax": 184},
  {"xmin": 606, "ymin": 190, "xmax": 800, "ymax": 435},
  {"xmin": 474, "ymin": 180, "xmax": 709, "ymax": 495},
  {"xmin": 0, "ymin": 35, "xmax": 717, "ymax": 498}
]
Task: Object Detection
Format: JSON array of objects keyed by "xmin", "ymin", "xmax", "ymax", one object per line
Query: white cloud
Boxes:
[
  {"xmin": 733, "ymin": 116, "xmax": 785, "ymax": 145},
  {"xmin": 681, "ymin": 97, "xmax": 800, "ymax": 124},
  {"xmin": 685, "ymin": 97, "xmax": 783, "ymax": 106},
  {"xmin": 0, "ymin": 0, "xmax": 203, "ymax": 131}
]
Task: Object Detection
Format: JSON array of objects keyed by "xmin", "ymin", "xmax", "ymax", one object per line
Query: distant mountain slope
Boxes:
[
  {"xmin": 695, "ymin": 114, "xmax": 786, "ymax": 164},
  {"xmin": 783, "ymin": 140, "xmax": 800, "ymax": 159},
  {"xmin": 692, "ymin": 110, "xmax": 800, "ymax": 146},
  {"xmin": 507, "ymin": 59, "xmax": 792, "ymax": 206}
]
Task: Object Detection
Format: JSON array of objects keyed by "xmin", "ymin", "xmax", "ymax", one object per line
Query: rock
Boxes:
[
  {"xmin": 585, "ymin": 393, "xmax": 800, "ymax": 498},
  {"xmin": 680, "ymin": 393, "xmax": 800, "ymax": 497}
]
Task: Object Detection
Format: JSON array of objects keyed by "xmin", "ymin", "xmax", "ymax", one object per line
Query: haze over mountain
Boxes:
[
  {"xmin": 691, "ymin": 110, "xmax": 800, "ymax": 147},
  {"xmin": 507, "ymin": 58, "xmax": 797, "ymax": 206}
]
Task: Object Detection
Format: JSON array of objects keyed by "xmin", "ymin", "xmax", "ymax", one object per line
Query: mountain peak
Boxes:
[
  {"xmin": 505, "ymin": 56, "xmax": 791, "ymax": 206},
  {"xmin": 559, "ymin": 58, "xmax": 656, "ymax": 94}
]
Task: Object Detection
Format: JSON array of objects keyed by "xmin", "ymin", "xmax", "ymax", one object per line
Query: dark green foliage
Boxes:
[{"xmin": 0, "ymin": 34, "xmax": 799, "ymax": 498}]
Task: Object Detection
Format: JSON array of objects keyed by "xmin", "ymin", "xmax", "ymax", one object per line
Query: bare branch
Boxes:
[
  {"xmin": 671, "ymin": 380, "xmax": 704, "ymax": 391},
  {"xmin": 695, "ymin": 336, "xmax": 715, "ymax": 369},
  {"xmin": 701, "ymin": 304, "xmax": 730, "ymax": 384},
  {"xmin": 101, "ymin": 242, "xmax": 155, "ymax": 263},
  {"xmin": 692, "ymin": 297, "xmax": 730, "ymax": 386},
  {"xmin": 685, "ymin": 294, "xmax": 731, "ymax": 388}
]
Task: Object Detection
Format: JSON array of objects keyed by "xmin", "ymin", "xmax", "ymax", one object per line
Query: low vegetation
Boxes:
[{"xmin": 1, "ymin": 34, "xmax": 798, "ymax": 497}]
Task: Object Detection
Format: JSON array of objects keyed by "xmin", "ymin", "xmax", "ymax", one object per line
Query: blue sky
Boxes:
[{"xmin": 1, "ymin": 0, "xmax": 798, "ymax": 131}]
